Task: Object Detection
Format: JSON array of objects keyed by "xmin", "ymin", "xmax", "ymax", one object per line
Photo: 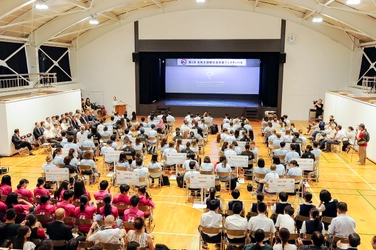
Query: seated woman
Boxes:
[
  {"xmin": 62, "ymin": 156, "xmax": 78, "ymax": 185},
  {"xmin": 33, "ymin": 177, "xmax": 50, "ymax": 198},
  {"xmin": 301, "ymin": 208, "xmax": 325, "ymax": 235},
  {"xmin": 80, "ymin": 151, "xmax": 99, "ymax": 178},
  {"xmin": 67, "ymin": 148, "xmax": 79, "ymax": 168},
  {"xmin": 125, "ymin": 217, "xmax": 154, "ymax": 250},
  {"xmin": 36, "ymin": 195, "xmax": 55, "ymax": 226},
  {"xmin": 215, "ymin": 155, "xmax": 232, "ymax": 182},
  {"xmin": 205, "ymin": 187, "xmax": 223, "ymax": 212},
  {"xmin": 200, "ymin": 156, "xmax": 214, "ymax": 172},
  {"xmin": 14, "ymin": 179, "xmax": 34, "ymax": 203},
  {"xmin": 241, "ymin": 144, "xmax": 255, "ymax": 170},
  {"xmin": 116, "ymin": 152, "xmax": 131, "ymax": 170},
  {"xmin": 5, "ymin": 192, "xmax": 34, "ymax": 215},
  {"xmin": 73, "ymin": 195, "xmax": 96, "ymax": 234},
  {"xmin": 148, "ymin": 154, "xmax": 162, "ymax": 184},
  {"xmin": 0, "ymin": 175, "xmax": 13, "ymax": 196},
  {"xmin": 97, "ymin": 194, "xmax": 119, "ymax": 221},
  {"xmin": 273, "ymin": 228, "xmax": 297, "ymax": 250},
  {"xmin": 52, "ymin": 148, "xmax": 64, "ymax": 165},
  {"xmin": 244, "ymin": 229, "xmax": 272, "ymax": 250},
  {"xmin": 54, "ymin": 180, "xmax": 70, "ymax": 201},
  {"xmin": 13, "ymin": 226, "xmax": 36, "ymax": 250},
  {"xmin": 137, "ymin": 187, "xmax": 155, "ymax": 218},
  {"xmin": 73, "ymin": 179, "xmax": 91, "ymax": 203},
  {"xmin": 26, "ymin": 214, "xmax": 46, "ymax": 242}
]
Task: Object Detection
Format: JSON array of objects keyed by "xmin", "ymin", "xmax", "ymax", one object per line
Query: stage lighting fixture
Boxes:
[
  {"xmin": 35, "ymin": 0, "xmax": 48, "ymax": 10},
  {"xmin": 312, "ymin": 15, "xmax": 323, "ymax": 23},
  {"xmin": 89, "ymin": 16, "xmax": 99, "ymax": 25}
]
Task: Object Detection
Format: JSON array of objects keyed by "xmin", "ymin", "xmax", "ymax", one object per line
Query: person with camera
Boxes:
[
  {"xmin": 356, "ymin": 123, "xmax": 368, "ymax": 165},
  {"xmin": 313, "ymin": 99, "xmax": 324, "ymax": 118}
]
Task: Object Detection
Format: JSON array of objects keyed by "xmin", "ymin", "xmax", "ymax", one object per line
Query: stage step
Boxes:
[
  {"xmin": 155, "ymin": 105, "xmax": 170, "ymax": 115},
  {"xmin": 244, "ymin": 108, "xmax": 258, "ymax": 120}
]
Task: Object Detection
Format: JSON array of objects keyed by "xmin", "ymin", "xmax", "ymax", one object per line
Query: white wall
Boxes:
[
  {"xmin": 78, "ymin": 23, "xmax": 135, "ymax": 115},
  {"xmin": 139, "ymin": 9, "xmax": 281, "ymax": 39},
  {"xmin": 77, "ymin": 10, "xmax": 357, "ymax": 120},
  {"xmin": 0, "ymin": 89, "xmax": 81, "ymax": 156},
  {"xmin": 325, "ymin": 92, "xmax": 376, "ymax": 162},
  {"xmin": 282, "ymin": 21, "xmax": 353, "ymax": 120}
]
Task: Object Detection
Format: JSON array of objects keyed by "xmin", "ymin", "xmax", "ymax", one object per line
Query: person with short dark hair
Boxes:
[
  {"xmin": 123, "ymin": 195, "xmax": 144, "ymax": 224},
  {"xmin": 296, "ymin": 192, "xmax": 316, "ymax": 232},
  {"xmin": 11, "ymin": 128, "xmax": 34, "ymax": 155},
  {"xmin": 226, "ymin": 189, "xmax": 244, "ymax": 212},
  {"xmin": 250, "ymin": 193, "xmax": 266, "ymax": 214},
  {"xmin": 247, "ymin": 202, "xmax": 276, "ymax": 241},
  {"xmin": 94, "ymin": 180, "xmax": 111, "ymax": 203},
  {"xmin": 127, "ymin": 241, "xmax": 141, "ymax": 250},
  {"xmin": 272, "ymin": 192, "xmax": 291, "ymax": 214},
  {"xmin": 113, "ymin": 184, "xmax": 131, "ymax": 214},
  {"xmin": 36, "ymin": 195, "xmax": 55, "ymax": 227},
  {"xmin": 199, "ymin": 199, "xmax": 222, "ymax": 248},
  {"xmin": 56, "ymin": 190, "xmax": 75, "ymax": 226},
  {"xmin": 275, "ymin": 206, "xmax": 295, "ymax": 233},
  {"xmin": 336, "ymin": 233, "xmax": 360, "ymax": 250},
  {"xmin": 328, "ymin": 202, "xmax": 356, "ymax": 238},
  {"xmin": 224, "ymin": 202, "xmax": 248, "ymax": 244}
]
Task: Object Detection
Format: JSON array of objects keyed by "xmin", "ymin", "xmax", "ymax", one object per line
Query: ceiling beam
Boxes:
[
  {"xmin": 152, "ymin": 0, "xmax": 163, "ymax": 8},
  {"xmin": 281, "ymin": 0, "xmax": 376, "ymax": 40},
  {"xmin": 100, "ymin": 12, "xmax": 120, "ymax": 21},
  {"xmin": 0, "ymin": 0, "xmax": 35, "ymax": 20},
  {"xmin": 302, "ymin": 10, "xmax": 315, "ymax": 19},
  {"xmin": 324, "ymin": 0, "xmax": 335, "ymax": 6},
  {"xmin": 63, "ymin": 0, "xmax": 90, "ymax": 9}
]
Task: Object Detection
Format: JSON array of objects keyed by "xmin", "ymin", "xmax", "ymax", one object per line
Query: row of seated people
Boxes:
[{"xmin": 199, "ymin": 188, "xmax": 356, "ymax": 250}]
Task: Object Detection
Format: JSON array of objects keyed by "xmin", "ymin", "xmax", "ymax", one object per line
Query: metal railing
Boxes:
[
  {"xmin": 0, "ymin": 73, "xmax": 57, "ymax": 90},
  {"xmin": 362, "ymin": 76, "xmax": 376, "ymax": 93}
]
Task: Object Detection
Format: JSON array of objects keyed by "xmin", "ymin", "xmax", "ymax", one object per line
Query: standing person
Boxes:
[
  {"xmin": 356, "ymin": 123, "xmax": 368, "ymax": 165},
  {"xmin": 113, "ymin": 96, "xmax": 119, "ymax": 113},
  {"xmin": 314, "ymin": 99, "xmax": 323, "ymax": 118}
]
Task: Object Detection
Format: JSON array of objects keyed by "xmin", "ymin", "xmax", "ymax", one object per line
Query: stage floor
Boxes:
[{"xmin": 155, "ymin": 98, "xmax": 260, "ymax": 108}]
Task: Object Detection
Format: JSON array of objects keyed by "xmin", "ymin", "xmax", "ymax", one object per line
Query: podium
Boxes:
[{"xmin": 115, "ymin": 104, "xmax": 126, "ymax": 115}]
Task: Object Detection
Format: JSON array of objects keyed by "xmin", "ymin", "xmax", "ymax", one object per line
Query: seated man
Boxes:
[
  {"xmin": 224, "ymin": 202, "xmax": 248, "ymax": 244},
  {"xmin": 328, "ymin": 202, "xmax": 356, "ymax": 238},
  {"xmin": 247, "ymin": 202, "xmax": 276, "ymax": 241},
  {"xmin": 56, "ymin": 190, "xmax": 75, "ymax": 227},
  {"xmin": 46, "ymin": 208, "xmax": 73, "ymax": 247},
  {"xmin": 336, "ymin": 233, "xmax": 361, "ymax": 250},
  {"xmin": 11, "ymin": 129, "xmax": 34, "ymax": 155},
  {"xmin": 271, "ymin": 192, "xmax": 291, "ymax": 214},
  {"xmin": 226, "ymin": 189, "xmax": 245, "ymax": 214},
  {"xmin": 199, "ymin": 200, "xmax": 222, "ymax": 248},
  {"xmin": 275, "ymin": 206, "xmax": 295, "ymax": 233},
  {"xmin": 87, "ymin": 215, "xmax": 126, "ymax": 244},
  {"xmin": 320, "ymin": 125, "xmax": 345, "ymax": 152},
  {"xmin": 123, "ymin": 195, "xmax": 144, "ymax": 223},
  {"xmin": 256, "ymin": 164, "xmax": 279, "ymax": 193},
  {"xmin": 94, "ymin": 180, "xmax": 112, "ymax": 203}
]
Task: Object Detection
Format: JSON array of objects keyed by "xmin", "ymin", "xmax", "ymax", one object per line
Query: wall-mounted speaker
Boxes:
[
  {"xmin": 280, "ymin": 53, "xmax": 286, "ymax": 64},
  {"xmin": 132, "ymin": 53, "xmax": 139, "ymax": 62}
]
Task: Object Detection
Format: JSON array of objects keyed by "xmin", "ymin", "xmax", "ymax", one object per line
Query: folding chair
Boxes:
[
  {"xmin": 252, "ymin": 173, "xmax": 266, "ymax": 186},
  {"xmin": 148, "ymin": 168, "xmax": 163, "ymax": 190},
  {"xmin": 224, "ymin": 228, "xmax": 247, "ymax": 249},
  {"xmin": 217, "ymin": 172, "xmax": 231, "ymax": 192},
  {"xmin": 78, "ymin": 241, "xmax": 94, "ymax": 249},
  {"xmin": 138, "ymin": 205, "xmax": 154, "ymax": 233},
  {"xmin": 99, "ymin": 243, "xmax": 123, "ymax": 250},
  {"xmin": 52, "ymin": 240, "xmax": 68, "ymax": 249},
  {"xmin": 36, "ymin": 214, "xmax": 53, "ymax": 227},
  {"xmin": 76, "ymin": 218, "xmax": 93, "ymax": 233},
  {"xmin": 199, "ymin": 226, "xmax": 223, "ymax": 250},
  {"xmin": 78, "ymin": 165, "xmax": 95, "ymax": 185}
]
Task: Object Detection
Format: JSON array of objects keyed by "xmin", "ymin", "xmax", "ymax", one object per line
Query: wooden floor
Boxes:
[{"xmin": 2, "ymin": 118, "xmax": 375, "ymax": 250}]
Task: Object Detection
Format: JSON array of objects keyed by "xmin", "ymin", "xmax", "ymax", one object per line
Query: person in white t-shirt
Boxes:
[{"xmin": 275, "ymin": 206, "xmax": 295, "ymax": 233}]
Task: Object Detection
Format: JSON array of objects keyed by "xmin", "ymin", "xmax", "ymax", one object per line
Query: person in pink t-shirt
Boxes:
[
  {"xmin": 113, "ymin": 184, "xmax": 131, "ymax": 215},
  {"xmin": 56, "ymin": 190, "xmax": 75, "ymax": 227},
  {"xmin": 5, "ymin": 192, "xmax": 34, "ymax": 215},
  {"xmin": 36, "ymin": 195, "xmax": 55, "ymax": 226},
  {"xmin": 73, "ymin": 195, "xmax": 96, "ymax": 233},
  {"xmin": 0, "ymin": 175, "xmax": 12, "ymax": 196},
  {"xmin": 123, "ymin": 195, "xmax": 144, "ymax": 227},
  {"xmin": 14, "ymin": 179, "xmax": 34, "ymax": 203},
  {"xmin": 72, "ymin": 179, "xmax": 91, "ymax": 204},
  {"xmin": 54, "ymin": 180, "xmax": 70, "ymax": 202},
  {"xmin": 33, "ymin": 177, "xmax": 50, "ymax": 198},
  {"xmin": 94, "ymin": 180, "xmax": 112, "ymax": 202},
  {"xmin": 98, "ymin": 195, "xmax": 118, "ymax": 220},
  {"xmin": 137, "ymin": 186, "xmax": 155, "ymax": 218}
]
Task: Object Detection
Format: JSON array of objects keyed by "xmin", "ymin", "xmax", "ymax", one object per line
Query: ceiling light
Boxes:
[
  {"xmin": 35, "ymin": 0, "xmax": 48, "ymax": 10},
  {"xmin": 89, "ymin": 16, "xmax": 99, "ymax": 25},
  {"xmin": 312, "ymin": 15, "xmax": 323, "ymax": 23},
  {"xmin": 196, "ymin": 0, "xmax": 206, "ymax": 2},
  {"xmin": 346, "ymin": 0, "xmax": 360, "ymax": 4}
]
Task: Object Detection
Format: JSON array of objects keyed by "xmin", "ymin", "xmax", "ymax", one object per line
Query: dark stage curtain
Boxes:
[
  {"xmin": 39, "ymin": 46, "xmax": 72, "ymax": 82},
  {"xmin": 358, "ymin": 47, "xmax": 376, "ymax": 85},
  {"xmin": 0, "ymin": 41, "xmax": 29, "ymax": 87}
]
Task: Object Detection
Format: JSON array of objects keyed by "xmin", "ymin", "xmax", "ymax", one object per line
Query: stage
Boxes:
[{"xmin": 138, "ymin": 95, "xmax": 276, "ymax": 119}]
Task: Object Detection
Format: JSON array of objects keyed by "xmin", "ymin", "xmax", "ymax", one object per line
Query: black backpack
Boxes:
[{"xmin": 176, "ymin": 173, "xmax": 184, "ymax": 188}]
